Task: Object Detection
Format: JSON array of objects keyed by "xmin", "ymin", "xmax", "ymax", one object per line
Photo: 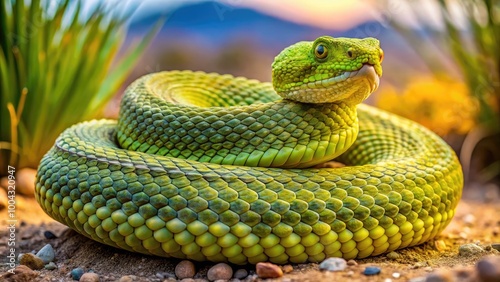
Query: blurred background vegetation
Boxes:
[
  {"xmin": 377, "ymin": 0, "xmax": 500, "ymax": 193},
  {"xmin": 0, "ymin": 0, "xmax": 155, "ymax": 171},
  {"xmin": 1, "ymin": 0, "xmax": 498, "ymax": 193}
]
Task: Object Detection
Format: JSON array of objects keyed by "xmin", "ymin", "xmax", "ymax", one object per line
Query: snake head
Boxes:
[{"xmin": 272, "ymin": 36, "xmax": 383, "ymax": 105}]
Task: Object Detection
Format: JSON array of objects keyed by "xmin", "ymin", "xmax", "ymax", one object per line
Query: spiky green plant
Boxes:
[
  {"xmin": 0, "ymin": 0, "xmax": 157, "ymax": 172},
  {"xmin": 384, "ymin": 0, "xmax": 500, "ymax": 183}
]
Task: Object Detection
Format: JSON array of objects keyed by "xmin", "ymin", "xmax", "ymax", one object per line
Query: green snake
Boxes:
[{"xmin": 35, "ymin": 36, "xmax": 463, "ymax": 264}]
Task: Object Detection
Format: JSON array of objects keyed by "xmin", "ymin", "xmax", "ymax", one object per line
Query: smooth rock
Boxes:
[
  {"xmin": 463, "ymin": 214, "xmax": 475, "ymax": 226},
  {"xmin": 16, "ymin": 168, "xmax": 37, "ymax": 196},
  {"xmin": 71, "ymin": 268, "xmax": 85, "ymax": 280},
  {"xmin": 363, "ymin": 266, "xmax": 381, "ymax": 276},
  {"xmin": 44, "ymin": 230, "xmax": 58, "ymax": 239},
  {"xmin": 19, "ymin": 253, "xmax": 45, "ymax": 270},
  {"xmin": 36, "ymin": 244, "xmax": 55, "ymax": 263},
  {"xmin": 458, "ymin": 243, "xmax": 484, "ymax": 256},
  {"xmin": 282, "ymin": 265, "xmax": 293, "ymax": 273},
  {"xmin": 233, "ymin": 269, "xmax": 248, "ymax": 279},
  {"xmin": 256, "ymin": 262, "xmax": 283, "ymax": 279},
  {"xmin": 347, "ymin": 259, "xmax": 358, "ymax": 266},
  {"xmin": 207, "ymin": 263, "xmax": 233, "ymax": 281},
  {"xmin": 45, "ymin": 262, "xmax": 57, "ymax": 270},
  {"xmin": 477, "ymin": 256, "xmax": 500, "ymax": 282},
  {"xmin": 1, "ymin": 265, "xmax": 39, "ymax": 282},
  {"xmin": 434, "ymin": 240, "xmax": 447, "ymax": 252},
  {"xmin": 386, "ymin": 251, "xmax": 400, "ymax": 260},
  {"xmin": 80, "ymin": 272, "xmax": 100, "ymax": 282},
  {"xmin": 0, "ymin": 188, "xmax": 7, "ymax": 209},
  {"xmin": 175, "ymin": 260, "xmax": 196, "ymax": 279},
  {"xmin": 118, "ymin": 276, "xmax": 136, "ymax": 282},
  {"xmin": 319, "ymin": 257, "xmax": 347, "ymax": 271}
]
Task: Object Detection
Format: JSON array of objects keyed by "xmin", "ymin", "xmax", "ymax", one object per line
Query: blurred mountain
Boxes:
[
  {"xmin": 124, "ymin": 1, "xmax": 428, "ymax": 86},
  {"xmin": 129, "ymin": 1, "xmax": 406, "ymax": 51}
]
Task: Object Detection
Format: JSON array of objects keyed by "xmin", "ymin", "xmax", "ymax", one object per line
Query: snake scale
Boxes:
[{"xmin": 35, "ymin": 36, "xmax": 463, "ymax": 264}]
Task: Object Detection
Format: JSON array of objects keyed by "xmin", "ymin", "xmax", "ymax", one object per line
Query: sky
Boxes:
[{"xmin": 80, "ymin": 0, "xmax": 463, "ymax": 31}]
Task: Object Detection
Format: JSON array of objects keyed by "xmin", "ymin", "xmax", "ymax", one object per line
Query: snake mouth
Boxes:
[
  {"xmin": 281, "ymin": 64, "xmax": 381, "ymax": 104},
  {"xmin": 319, "ymin": 64, "xmax": 380, "ymax": 93}
]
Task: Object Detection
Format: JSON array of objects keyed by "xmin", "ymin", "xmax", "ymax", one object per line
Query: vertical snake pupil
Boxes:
[
  {"xmin": 315, "ymin": 44, "xmax": 327, "ymax": 59},
  {"xmin": 317, "ymin": 45, "xmax": 324, "ymax": 55}
]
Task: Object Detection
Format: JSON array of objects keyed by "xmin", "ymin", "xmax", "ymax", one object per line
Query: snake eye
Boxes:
[
  {"xmin": 347, "ymin": 49, "xmax": 354, "ymax": 58},
  {"xmin": 314, "ymin": 44, "xmax": 328, "ymax": 59}
]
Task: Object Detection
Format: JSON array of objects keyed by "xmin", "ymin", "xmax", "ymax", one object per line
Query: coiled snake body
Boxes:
[{"xmin": 35, "ymin": 37, "xmax": 463, "ymax": 264}]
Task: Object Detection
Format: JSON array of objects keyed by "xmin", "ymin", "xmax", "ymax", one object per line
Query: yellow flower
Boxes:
[{"xmin": 376, "ymin": 76, "xmax": 478, "ymax": 136}]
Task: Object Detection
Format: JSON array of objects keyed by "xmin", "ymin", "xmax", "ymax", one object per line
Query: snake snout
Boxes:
[{"xmin": 358, "ymin": 64, "xmax": 380, "ymax": 93}]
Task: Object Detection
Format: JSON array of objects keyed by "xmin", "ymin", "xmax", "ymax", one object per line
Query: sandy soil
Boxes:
[{"xmin": 1, "ymin": 186, "xmax": 499, "ymax": 282}]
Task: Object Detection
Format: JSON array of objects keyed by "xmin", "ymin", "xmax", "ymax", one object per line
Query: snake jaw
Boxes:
[{"xmin": 278, "ymin": 64, "xmax": 380, "ymax": 105}]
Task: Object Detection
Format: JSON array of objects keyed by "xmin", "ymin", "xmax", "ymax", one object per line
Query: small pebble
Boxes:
[
  {"xmin": 424, "ymin": 270, "xmax": 453, "ymax": 282},
  {"xmin": 458, "ymin": 243, "xmax": 484, "ymax": 256},
  {"xmin": 19, "ymin": 253, "xmax": 45, "ymax": 270},
  {"xmin": 1, "ymin": 265, "xmax": 39, "ymax": 281},
  {"xmin": 347, "ymin": 259, "xmax": 358, "ymax": 266},
  {"xmin": 282, "ymin": 265, "xmax": 293, "ymax": 273},
  {"xmin": 386, "ymin": 251, "xmax": 400, "ymax": 260},
  {"xmin": 180, "ymin": 279, "xmax": 195, "ymax": 282},
  {"xmin": 16, "ymin": 168, "xmax": 37, "ymax": 196},
  {"xmin": 363, "ymin": 266, "xmax": 381, "ymax": 276},
  {"xmin": 476, "ymin": 256, "xmax": 500, "ymax": 282},
  {"xmin": 36, "ymin": 244, "xmax": 55, "ymax": 264},
  {"xmin": 384, "ymin": 279, "xmax": 393, "ymax": 282},
  {"xmin": 79, "ymin": 272, "xmax": 100, "ymax": 282},
  {"xmin": 175, "ymin": 260, "xmax": 196, "ymax": 279},
  {"xmin": 256, "ymin": 262, "xmax": 283, "ymax": 279},
  {"xmin": 493, "ymin": 227, "xmax": 499, "ymax": 236},
  {"xmin": 45, "ymin": 262, "xmax": 57, "ymax": 270},
  {"xmin": 118, "ymin": 276, "xmax": 136, "ymax": 282},
  {"xmin": 491, "ymin": 243, "xmax": 500, "ymax": 251},
  {"xmin": 71, "ymin": 268, "xmax": 85, "ymax": 280},
  {"xmin": 413, "ymin": 262, "xmax": 427, "ymax": 269},
  {"xmin": 319, "ymin": 257, "xmax": 347, "ymax": 271},
  {"xmin": 463, "ymin": 214, "xmax": 475, "ymax": 226},
  {"xmin": 44, "ymin": 230, "xmax": 58, "ymax": 239},
  {"xmin": 393, "ymin": 272, "xmax": 401, "ymax": 278},
  {"xmin": 233, "ymin": 269, "xmax": 248, "ymax": 279},
  {"xmin": 346, "ymin": 270, "xmax": 354, "ymax": 277},
  {"xmin": 434, "ymin": 240, "xmax": 446, "ymax": 252},
  {"xmin": 156, "ymin": 271, "xmax": 176, "ymax": 279},
  {"xmin": 424, "ymin": 267, "xmax": 433, "ymax": 272},
  {"xmin": 207, "ymin": 263, "xmax": 233, "ymax": 281}
]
